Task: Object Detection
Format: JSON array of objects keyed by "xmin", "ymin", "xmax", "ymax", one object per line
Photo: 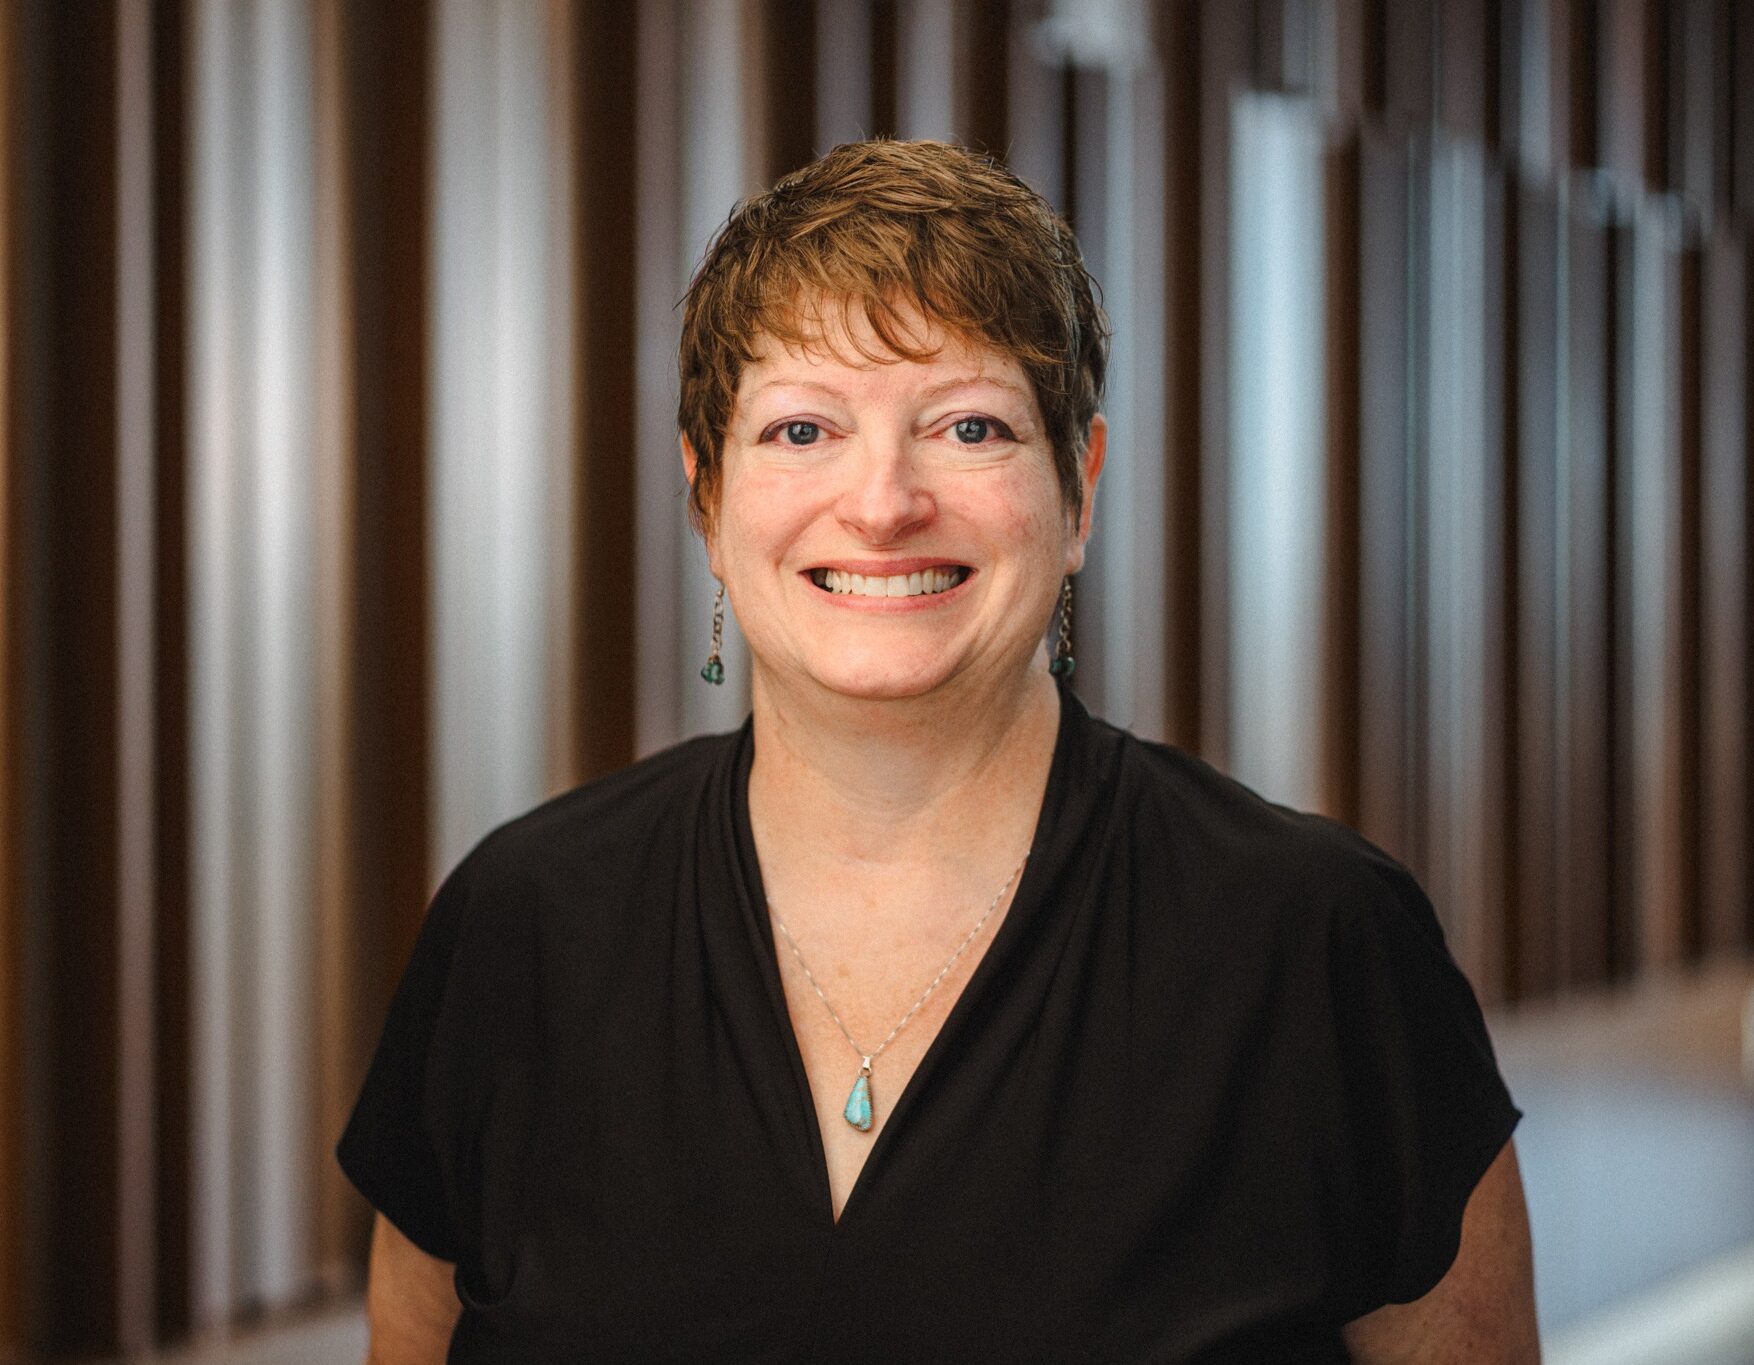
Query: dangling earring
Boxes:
[
  {"xmin": 700, "ymin": 581, "xmax": 726, "ymax": 685},
  {"xmin": 1048, "ymin": 576, "xmax": 1075, "ymax": 677}
]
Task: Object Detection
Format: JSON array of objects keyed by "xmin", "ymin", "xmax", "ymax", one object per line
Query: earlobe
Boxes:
[{"xmin": 680, "ymin": 432, "xmax": 699, "ymax": 484}]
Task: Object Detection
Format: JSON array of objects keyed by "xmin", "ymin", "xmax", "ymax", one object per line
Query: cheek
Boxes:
[{"xmin": 719, "ymin": 465, "xmax": 818, "ymax": 558}]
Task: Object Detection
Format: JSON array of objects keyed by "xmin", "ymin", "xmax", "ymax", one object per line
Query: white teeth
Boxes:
[{"xmin": 816, "ymin": 567, "xmax": 967, "ymax": 596}]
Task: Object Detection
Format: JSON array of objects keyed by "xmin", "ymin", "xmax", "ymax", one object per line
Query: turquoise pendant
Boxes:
[{"xmin": 843, "ymin": 1063, "xmax": 873, "ymax": 1131}]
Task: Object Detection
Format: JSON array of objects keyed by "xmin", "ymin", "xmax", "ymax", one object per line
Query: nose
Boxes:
[{"xmin": 836, "ymin": 431, "xmax": 935, "ymax": 545}]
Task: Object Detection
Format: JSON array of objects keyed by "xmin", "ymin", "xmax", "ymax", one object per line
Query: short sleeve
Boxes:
[
  {"xmin": 1326, "ymin": 851, "xmax": 1524, "ymax": 1311},
  {"xmin": 336, "ymin": 854, "xmax": 478, "ymax": 1264}
]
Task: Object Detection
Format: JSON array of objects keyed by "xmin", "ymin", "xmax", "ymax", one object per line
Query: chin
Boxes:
[{"xmin": 805, "ymin": 653, "xmax": 955, "ymax": 702}]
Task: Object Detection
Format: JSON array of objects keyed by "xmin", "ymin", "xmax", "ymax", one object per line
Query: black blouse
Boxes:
[{"xmin": 338, "ymin": 679, "xmax": 1523, "ymax": 1362}]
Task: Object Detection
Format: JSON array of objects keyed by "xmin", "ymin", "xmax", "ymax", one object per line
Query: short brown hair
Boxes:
[{"xmin": 677, "ymin": 138, "xmax": 1109, "ymax": 536}]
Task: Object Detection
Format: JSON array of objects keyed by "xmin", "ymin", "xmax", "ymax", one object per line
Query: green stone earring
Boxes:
[
  {"xmin": 1048, "ymin": 575, "xmax": 1075, "ymax": 677},
  {"xmin": 700, "ymin": 581, "xmax": 726, "ymax": 685}
]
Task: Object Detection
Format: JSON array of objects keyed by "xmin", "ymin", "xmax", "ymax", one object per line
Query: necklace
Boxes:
[{"xmin": 768, "ymin": 851, "xmax": 1028, "ymax": 1133}]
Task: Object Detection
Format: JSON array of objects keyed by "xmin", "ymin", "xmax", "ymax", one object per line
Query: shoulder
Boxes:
[
  {"xmin": 461, "ymin": 728, "xmax": 736, "ymax": 883},
  {"xmin": 420, "ymin": 728, "xmax": 741, "ymax": 963},
  {"xmin": 1096, "ymin": 718, "xmax": 1410, "ymax": 924}
]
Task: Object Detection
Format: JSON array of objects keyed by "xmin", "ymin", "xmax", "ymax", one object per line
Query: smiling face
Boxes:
[{"xmin": 683, "ymin": 303, "xmax": 1105, "ymax": 705}]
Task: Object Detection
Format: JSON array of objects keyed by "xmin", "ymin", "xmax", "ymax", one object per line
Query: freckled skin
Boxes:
[{"xmin": 685, "ymin": 305, "xmax": 1092, "ymax": 710}]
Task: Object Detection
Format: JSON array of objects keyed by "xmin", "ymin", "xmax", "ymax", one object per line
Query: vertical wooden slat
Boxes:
[
  {"xmin": 763, "ymin": 0, "xmax": 815, "ymax": 176},
  {"xmin": 0, "ymin": 0, "xmax": 20, "ymax": 1346},
  {"xmin": 1383, "ymin": 0, "xmax": 1435, "ymax": 126},
  {"xmin": 1004, "ymin": 8, "xmax": 1063, "ymax": 208},
  {"xmin": 574, "ymin": 0, "xmax": 641, "ymax": 780},
  {"xmin": 27, "ymin": 0, "xmax": 125, "ymax": 1348},
  {"xmin": 960, "ymin": 0, "xmax": 1008, "ymax": 154},
  {"xmin": 869, "ymin": 0, "xmax": 897, "ymax": 137},
  {"xmin": 1321, "ymin": 132, "xmax": 1362, "ymax": 829},
  {"xmin": 151, "ymin": 0, "xmax": 192, "ymax": 1336},
  {"xmin": 632, "ymin": 0, "xmax": 685, "ymax": 758},
  {"xmin": 1195, "ymin": 1, "xmax": 1254, "ymax": 771},
  {"xmin": 1355, "ymin": 127, "xmax": 1416, "ymax": 867},
  {"xmin": 1327, "ymin": 0, "xmax": 1367, "ymax": 122},
  {"xmin": 1699, "ymin": 225, "xmax": 1750, "ymax": 957},
  {"xmin": 1564, "ymin": 191, "xmax": 1620, "ymax": 988},
  {"xmin": 1511, "ymin": 179, "xmax": 1563, "ymax": 1002},
  {"xmin": 1598, "ymin": 0, "xmax": 1658, "ymax": 193},
  {"xmin": 815, "ymin": 0, "xmax": 873, "ymax": 148},
  {"xmin": 344, "ymin": 0, "xmax": 432, "ymax": 1084},
  {"xmin": 1438, "ymin": 0, "xmax": 1493, "ymax": 143},
  {"xmin": 1569, "ymin": 0, "xmax": 1601, "ymax": 170},
  {"xmin": 1666, "ymin": 0, "xmax": 1716, "ymax": 213},
  {"xmin": 115, "ymin": 0, "xmax": 159, "ymax": 1345},
  {"xmin": 1161, "ymin": 0, "xmax": 1203, "ymax": 752},
  {"xmin": 1673, "ymin": 235, "xmax": 1705, "ymax": 964},
  {"xmin": 1735, "ymin": 1, "xmax": 1754, "ymax": 217},
  {"xmin": 310, "ymin": 0, "xmax": 358, "ymax": 1298}
]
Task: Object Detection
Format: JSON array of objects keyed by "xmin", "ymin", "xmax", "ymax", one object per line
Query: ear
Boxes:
[
  {"xmin": 681, "ymin": 432, "xmax": 721, "ymax": 572},
  {"xmin": 1065, "ymin": 413, "xmax": 1107, "ymax": 574}
]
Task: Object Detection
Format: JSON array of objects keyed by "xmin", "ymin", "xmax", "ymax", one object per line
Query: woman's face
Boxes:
[{"xmin": 683, "ymin": 303, "xmax": 1105, "ymax": 704}]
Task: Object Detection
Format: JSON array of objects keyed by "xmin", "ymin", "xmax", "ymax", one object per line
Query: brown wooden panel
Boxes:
[
  {"xmin": 149, "ymin": 0, "xmax": 192, "ymax": 1336},
  {"xmin": 344, "ymin": 0, "xmax": 433, "ymax": 1139},
  {"xmin": 1354, "ymin": 126, "xmax": 1416, "ymax": 867},
  {"xmin": 1160, "ymin": 0, "xmax": 1203, "ymax": 752},
  {"xmin": 1328, "ymin": 0, "xmax": 1367, "ymax": 120},
  {"xmin": 1511, "ymin": 178, "xmax": 1564, "ymax": 1003},
  {"xmin": 1383, "ymin": 0, "xmax": 1436, "ymax": 126},
  {"xmin": 762, "ymin": 0, "xmax": 815, "ymax": 178},
  {"xmin": 1321, "ymin": 133, "xmax": 1362, "ymax": 830},
  {"xmin": 1675, "ymin": 238, "xmax": 1705, "ymax": 966},
  {"xmin": 1598, "ymin": 0, "xmax": 1661, "ymax": 192},
  {"xmin": 1195, "ymin": 0, "xmax": 1254, "ymax": 771},
  {"xmin": 1737, "ymin": 0, "xmax": 1754, "ymax": 216},
  {"xmin": 958, "ymin": 0, "xmax": 1008, "ymax": 155},
  {"xmin": 19, "ymin": 0, "xmax": 127, "ymax": 1349},
  {"xmin": 1699, "ymin": 226, "xmax": 1750, "ymax": 957},
  {"xmin": 869, "ymin": 0, "xmax": 896, "ymax": 138},
  {"xmin": 1563, "ymin": 192, "xmax": 1618, "ymax": 988},
  {"xmin": 0, "ymin": 0, "xmax": 20, "ymax": 1349},
  {"xmin": 1568, "ymin": 0, "xmax": 1601, "ymax": 169},
  {"xmin": 1663, "ymin": 0, "xmax": 1718, "ymax": 211},
  {"xmin": 1254, "ymin": 0, "xmax": 1316, "ymax": 94},
  {"xmin": 570, "ymin": 0, "xmax": 641, "ymax": 783},
  {"xmin": 311, "ymin": 0, "xmax": 360, "ymax": 1304},
  {"xmin": 1438, "ymin": 0, "xmax": 1494, "ymax": 143}
]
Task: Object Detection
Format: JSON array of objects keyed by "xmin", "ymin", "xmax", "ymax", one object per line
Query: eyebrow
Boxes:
[{"xmin": 743, "ymin": 374, "xmax": 1032, "ymax": 404}]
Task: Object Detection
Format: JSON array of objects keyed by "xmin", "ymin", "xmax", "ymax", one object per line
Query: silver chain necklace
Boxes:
[{"xmin": 768, "ymin": 850, "xmax": 1028, "ymax": 1133}]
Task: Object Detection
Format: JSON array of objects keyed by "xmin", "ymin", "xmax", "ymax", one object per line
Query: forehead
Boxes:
[{"xmin": 734, "ymin": 298, "xmax": 1033, "ymax": 404}]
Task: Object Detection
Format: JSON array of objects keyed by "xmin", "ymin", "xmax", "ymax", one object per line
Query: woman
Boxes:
[{"xmin": 341, "ymin": 138, "xmax": 1538, "ymax": 1362}]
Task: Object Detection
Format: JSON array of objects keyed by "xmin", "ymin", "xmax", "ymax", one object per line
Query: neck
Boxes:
[{"xmin": 747, "ymin": 662, "xmax": 1062, "ymax": 875}]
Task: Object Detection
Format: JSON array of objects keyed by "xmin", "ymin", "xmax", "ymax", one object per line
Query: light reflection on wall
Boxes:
[{"xmin": 1226, "ymin": 91, "xmax": 1326, "ymax": 812}]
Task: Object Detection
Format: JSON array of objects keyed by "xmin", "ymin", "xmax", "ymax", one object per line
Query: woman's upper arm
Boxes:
[
  {"xmin": 1340, "ymin": 1137, "xmax": 1540, "ymax": 1364},
  {"xmin": 365, "ymin": 1212, "xmax": 463, "ymax": 1365}
]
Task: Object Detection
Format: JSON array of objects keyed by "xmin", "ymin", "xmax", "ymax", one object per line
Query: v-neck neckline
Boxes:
[{"xmin": 726, "ymin": 680, "xmax": 1084, "ymax": 1235}]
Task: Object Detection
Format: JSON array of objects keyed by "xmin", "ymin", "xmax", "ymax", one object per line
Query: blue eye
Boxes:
[
  {"xmin": 952, "ymin": 417, "xmax": 991, "ymax": 444},
  {"xmin": 783, "ymin": 421, "xmax": 820, "ymax": 445}
]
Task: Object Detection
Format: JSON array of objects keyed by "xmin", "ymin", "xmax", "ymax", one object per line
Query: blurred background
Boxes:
[{"xmin": 0, "ymin": 0, "xmax": 1750, "ymax": 1360}]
